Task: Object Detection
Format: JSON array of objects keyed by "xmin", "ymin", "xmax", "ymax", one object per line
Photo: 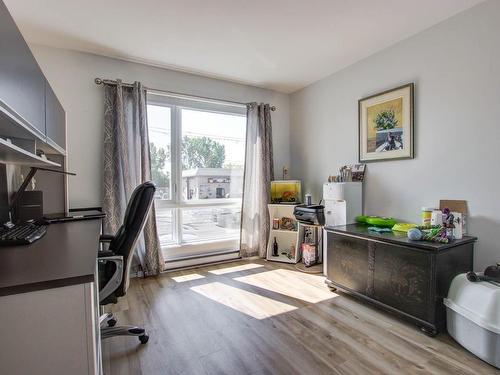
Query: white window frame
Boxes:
[{"xmin": 147, "ymin": 92, "xmax": 247, "ymax": 260}]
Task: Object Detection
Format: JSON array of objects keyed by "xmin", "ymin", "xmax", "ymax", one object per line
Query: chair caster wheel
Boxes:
[
  {"xmin": 139, "ymin": 334, "xmax": 149, "ymax": 344},
  {"xmin": 107, "ymin": 318, "xmax": 117, "ymax": 327}
]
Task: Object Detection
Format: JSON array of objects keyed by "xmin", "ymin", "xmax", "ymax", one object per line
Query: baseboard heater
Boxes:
[{"xmin": 163, "ymin": 249, "xmax": 240, "ymax": 271}]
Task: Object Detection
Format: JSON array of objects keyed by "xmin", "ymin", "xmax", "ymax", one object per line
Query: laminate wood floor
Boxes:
[{"xmin": 102, "ymin": 259, "xmax": 498, "ymax": 375}]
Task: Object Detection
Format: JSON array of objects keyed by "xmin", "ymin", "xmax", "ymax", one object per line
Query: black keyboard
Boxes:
[{"xmin": 0, "ymin": 223, "xmax": 47, "ymax": 246}]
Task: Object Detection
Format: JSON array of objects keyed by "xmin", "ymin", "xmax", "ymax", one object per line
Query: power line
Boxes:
[{"xmin": 149, "ymin": 128, "xmax": 245, "ymax": 142}]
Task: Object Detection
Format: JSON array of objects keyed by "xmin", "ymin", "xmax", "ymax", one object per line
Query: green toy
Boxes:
[
  {"xmin": 392, "ymin": 223, "xmax": 417, "ymax": 233},
  {"xmin": 417, "ymin": 224, "xmax": 441, "ymax": 230},
  {"xmin": 421, "ymin": 226, "xmax": 449, "ymax": 243},
  {"xmin": 355, "ymin": 215, "xmax": 368, "ymax": 223},
  {"xmin": 356, "ymin": 215, "xmax": 397, "ymax": 228},
  {"xmin": 407, "ymin": 225, "xmax": 450, "ymax": 244}
]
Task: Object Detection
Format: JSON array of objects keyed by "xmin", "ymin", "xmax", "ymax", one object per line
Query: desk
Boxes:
[{"xmin": 0, "ymin": 219, "xmax": 102, "ymax": 374}]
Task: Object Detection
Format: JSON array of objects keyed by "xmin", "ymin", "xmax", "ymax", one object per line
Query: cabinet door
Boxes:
[
  {"xmin": 327, "ymin": 232, "xmax": 368, "ymax": 294},
  {"xmin": 0, "ymin": 1, "xmax": 46, "ymax": 135},
  {"xmin": 373, "ymin": 243, "xmax": 432, "ymax": 322},
  {"xmin": 45, "ymin": 80, "xmax": 66, "ymax": 149},
  {"xmin": 0, "ymin": 284, "xmax": 96, "ymax": 374}
]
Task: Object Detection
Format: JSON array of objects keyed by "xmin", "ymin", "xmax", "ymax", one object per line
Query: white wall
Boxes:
[
  {"xmin": 290, "ymin": 0, "xmax": 500, "ymax": 270},
  {"xmin": 30, "ymin": 45, "xmax": 290, "ymax": 209}
]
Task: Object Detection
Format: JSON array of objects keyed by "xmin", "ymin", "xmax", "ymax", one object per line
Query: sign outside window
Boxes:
[{"xmin": 208, "ymin": 177, "xmax": 231, "ymax": 183}]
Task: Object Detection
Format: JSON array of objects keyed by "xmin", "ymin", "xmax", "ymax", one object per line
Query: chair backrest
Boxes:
[{"xmin": 109, "ymin": 181, "xmax": 156, "ymax": 295}]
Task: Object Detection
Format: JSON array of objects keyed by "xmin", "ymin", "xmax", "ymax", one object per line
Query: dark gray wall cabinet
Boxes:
[
  {"xmin": 0, "ymin": 0, "xmax": 65, "ymax": 152},
  {"xmin": 0, "ymin": 1, "xmax": 45, "ymax": 136},
  {"xmin": 45, "ymin": 80, "xmax": 66, "ymax": 149},
  {"xmin": 326, "ymin": 224, "xmax": 476, "ymax": 336}
]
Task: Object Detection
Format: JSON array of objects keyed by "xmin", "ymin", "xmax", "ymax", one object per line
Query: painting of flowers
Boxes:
[{"xmin": 359, "ymin": 83, "xmax": 414, "ymax": 162}]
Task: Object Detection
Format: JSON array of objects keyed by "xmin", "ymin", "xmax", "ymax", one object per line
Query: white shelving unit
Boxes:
[{"xmin": 266, "ymin": 204, "xmax": 300, "ymax": 264}]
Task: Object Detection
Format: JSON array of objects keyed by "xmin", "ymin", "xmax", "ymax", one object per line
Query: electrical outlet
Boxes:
[{"xmin": 282, "ymin": 166, "xmax": 289, "ymax": 180}]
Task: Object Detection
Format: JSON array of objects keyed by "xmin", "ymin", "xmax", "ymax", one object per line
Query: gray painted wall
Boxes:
[
  {"xmin": 30, "ymin": 45, "xmax": 290, "ymax": 209},
  {"xmin": 28, "ymin": 1, "xmax": 500, "ymax": 269},
  {"xmin": 290, "ymin": 0, "xmax": 500, "ymax": 270}
]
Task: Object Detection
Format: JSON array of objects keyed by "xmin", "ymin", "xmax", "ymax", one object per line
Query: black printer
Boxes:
[{"xmin": 293, "ymin": 205, "xmax": 325, "ymax": 226}]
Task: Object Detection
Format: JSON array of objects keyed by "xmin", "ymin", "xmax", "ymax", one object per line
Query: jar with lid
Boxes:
[{"xmin": 421, "ymin": 207, "xmax": 434, "ymax": 226}]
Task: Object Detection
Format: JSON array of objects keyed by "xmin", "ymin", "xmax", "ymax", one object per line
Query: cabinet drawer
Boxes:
[
  {"xmin": 327, "ymin": 232, "xmax": 368, "ymax": 294},
  {"xmin": 373, "ymin": 242, "xmax": 432, "ymax": 321}
]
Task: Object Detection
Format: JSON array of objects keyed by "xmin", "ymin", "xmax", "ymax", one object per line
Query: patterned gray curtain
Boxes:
[
  {"xmin": 240, "ymin": 103, "xmax": 274, "ymax": 258},
  {"xmin": 102, "ymin": 80, "xmax": 164, "ymax": 275}
]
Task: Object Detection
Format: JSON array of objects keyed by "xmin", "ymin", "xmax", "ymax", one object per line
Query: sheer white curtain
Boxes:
[{"xmin": 240, "ymin": 103, "xmax": 274, "ymax": 258}]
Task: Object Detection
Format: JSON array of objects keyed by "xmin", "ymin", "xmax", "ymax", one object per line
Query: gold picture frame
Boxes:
[{"xmin": 358, "ymin": 83, "xmax": 414, "ymax": 162}]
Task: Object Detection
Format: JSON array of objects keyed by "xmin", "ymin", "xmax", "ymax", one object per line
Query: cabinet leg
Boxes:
[
  {"xmin": 325, "ymin": 280, "xmax": 337, "ymax": 292},
  {"xmin": 419, "ymin": 325, "xmax": 438, "ymax": 337}
]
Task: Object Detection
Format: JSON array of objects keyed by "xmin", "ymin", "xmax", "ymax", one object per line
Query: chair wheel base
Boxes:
[{"xmin": 101, "ymin": 324, "xmax": 149, "ymax": 344}]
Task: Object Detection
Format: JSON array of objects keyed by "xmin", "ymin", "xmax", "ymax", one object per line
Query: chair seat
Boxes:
[{"xmin": 100, "ymin": 293, "xmax": 118, "ymax": 305}]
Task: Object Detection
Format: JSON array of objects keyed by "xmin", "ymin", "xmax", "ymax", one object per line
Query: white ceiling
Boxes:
[{"xmin": 5, "ymin": 0, "xmax": 484, "ymax": 93}]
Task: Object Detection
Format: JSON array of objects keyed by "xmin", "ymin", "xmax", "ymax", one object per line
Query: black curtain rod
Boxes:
[{"xmin": 94, "ymin": 78, "xmax": 277, "ymax": 111}]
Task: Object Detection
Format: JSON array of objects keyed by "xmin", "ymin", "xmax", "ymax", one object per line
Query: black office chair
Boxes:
[{"xmin": 98, "ymin": 181, "xmax": 156, "ymax": 344}]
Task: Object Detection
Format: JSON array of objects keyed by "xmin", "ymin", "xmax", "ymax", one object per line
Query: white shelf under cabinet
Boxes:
[
  {"xmin": 267, "ymin": 204, "xmax": 300, "ymax": 264},
  {"xmin": 267, "ymin": 253, "xmax": 296, "ymax": 264},
  {"xmin": 271, "ymin": 229, "xmax": 298, "ymax": 234},
  {"xmin": 0, "ymin": 100, "xmax": 66, "ymax": 156},
  {"xmin": 0, "ymin": 138, "xmax": 61, "ymax": 167}
]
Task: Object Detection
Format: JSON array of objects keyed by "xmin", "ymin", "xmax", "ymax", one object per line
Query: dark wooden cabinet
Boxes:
[
  {"xmin": 329, "ymin": 234, "xmax": 368, "ymax": 294},
  {"xmin": 45, "ymin": 80, "xmax": 66, "ymax": 149},
  {"xmin": 0, "ymin": 1, "xmax": 46, "ymax": 136},
  {"xmin": 372, "ymin": 242, "xmax": 432, "ymax": 322},
  {"xmin": 326, "ymin": 225, "xmax": 476, "ymax": 336}
]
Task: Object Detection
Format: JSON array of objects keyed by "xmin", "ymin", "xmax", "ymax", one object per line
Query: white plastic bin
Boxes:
[{"xmin": 444, "ymin": 273, "xmax": 500, "ymax": 369}]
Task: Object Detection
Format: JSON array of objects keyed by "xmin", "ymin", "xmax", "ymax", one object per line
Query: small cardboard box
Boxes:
[{"xmin": 440, "ymin": 200, "xmax": 467, "ymax": 235}]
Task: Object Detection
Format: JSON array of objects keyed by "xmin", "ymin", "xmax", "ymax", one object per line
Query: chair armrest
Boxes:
[
  {"xmin": 99, "ymin": 234, "xmax": 115, "ymax": 243},
  {"xmin": 98, "ymin": 255, "xmax": 124, "ymax": 303}
]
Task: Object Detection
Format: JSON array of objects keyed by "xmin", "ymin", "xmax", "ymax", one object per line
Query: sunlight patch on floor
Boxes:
[
  {"xmin": 171, "ymin": 273, "xmax": 206, "ymax": 282},
  {"xmin": 190, "ymin": 282, "xmax": 297, "ymax": 319},
  {"xmin": 208, "ymin": 263, "xmax": 264, "ymax": 275},
  {"xmin": 234, "ymin": 268, "xmax": 337, "ymax": 303}
]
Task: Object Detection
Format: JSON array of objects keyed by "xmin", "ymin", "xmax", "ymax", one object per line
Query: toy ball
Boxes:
[{"xmin": 407, "ymin": 228, "xmax": 423, "ymax": 241}]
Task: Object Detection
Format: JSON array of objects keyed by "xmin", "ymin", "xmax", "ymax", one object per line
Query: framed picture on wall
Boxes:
[{"xmin": 358, "ymin": 83, "xmax": 414, "ymax": 162}]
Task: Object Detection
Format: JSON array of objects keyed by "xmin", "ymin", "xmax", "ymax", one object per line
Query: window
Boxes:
[{"xmin": 147, "ymin": 93, "xmax": 246, "ymax": 261}]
